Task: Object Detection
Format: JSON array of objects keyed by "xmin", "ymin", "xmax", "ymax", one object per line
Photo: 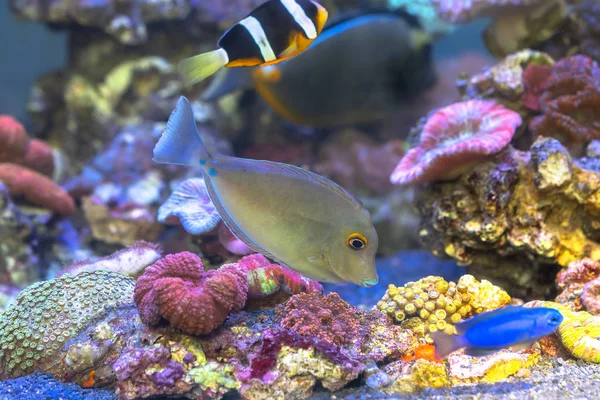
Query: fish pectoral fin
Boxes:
[
  {"xmin": 463, "ymin": 347, "xmax": 501, "ymax": 358},
  {"xmin": 307, "ymin": 253, "xmax": 328, "ymax": 268}
]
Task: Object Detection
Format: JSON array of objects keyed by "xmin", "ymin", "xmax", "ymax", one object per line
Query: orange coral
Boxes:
[
  {"xmin": 0, "ymin": 163, "xmax": 75, "ymax": 217},
  {"xmin": 401, "ymin": 343, "xmax": 443, "ymax": 363}
]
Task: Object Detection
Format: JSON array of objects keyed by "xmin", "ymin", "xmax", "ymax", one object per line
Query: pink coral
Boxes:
[
  {"xmin": 0, "ymin": 163, "xmax": 75, "ymax": 216},
  {"xmin": 431, "ymin": 0, "xmax": 547, "ymax": 24},
  {"xmin": 0, "ymin": 115, "xmax": 55, "ymax": 176},
  {"xmin": 390, "ymin": 100, "xmax": 521, "ymax": 185},
  {"xmin": 238, "ymin": 254, "xmax": 323, "ymax": 299},
  {"xmin": 528, "ymin": 55, "xmax": 600, "ymax": 147},
  {"xmin": 133, "ymin": 251, "xmax": 248, "ymax": 335},
  {"xmin": 278, "ymin": 292, "xmax": 362, "ymax": 346},
  {"xmin": 556, "ymin": 258, "xmax": 600, "ymax": 315},
  {"xmin": 217, "ymin": 224, "xmax": 253, "ymax": 256},
  {"xmin": 522, "ymin": 64, "xmax": 552, "ymax": 111}
]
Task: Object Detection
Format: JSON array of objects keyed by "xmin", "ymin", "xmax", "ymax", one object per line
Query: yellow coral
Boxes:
[
  {"xmin": 386, "ymin": 359, "xmax": 450, "ymax": 394},
  {"xmin": 448, "ymin": 349, "xmax": 540, "ymax": 385},
  {"xmin": 526, "ymin": 301, "xmax": 600, "ymax": 363},
  {"xmin": 377, "ymin": 275, "xmax": 510, "ymax": 342}
]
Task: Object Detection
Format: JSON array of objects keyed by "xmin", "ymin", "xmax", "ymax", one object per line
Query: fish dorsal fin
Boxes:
[
  {"xmin": 322, "ymin": 8, "xmax": 422, "ymax": 33},
  {"xmin": 202, "ymin": 171, "xmax": 280, "ymax": 264},
  {"xmin": 217, "ymin": 155, "xmax": 364, "ymax": 209}
]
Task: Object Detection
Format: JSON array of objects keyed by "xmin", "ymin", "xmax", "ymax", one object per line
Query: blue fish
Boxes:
[{"xmin": 430, "ymin": 306, "xmax": 564, "ymax": 359}]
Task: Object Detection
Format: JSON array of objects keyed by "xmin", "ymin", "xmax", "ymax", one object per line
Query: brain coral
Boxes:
[{"xmin": 0, "ymin": 270, "xmax": 135, "ymax": 379}]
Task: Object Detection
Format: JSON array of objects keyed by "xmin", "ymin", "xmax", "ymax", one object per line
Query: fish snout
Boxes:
[{"xmin": 361, "ymin": 276, "xmax": 379, "ymax": 288}]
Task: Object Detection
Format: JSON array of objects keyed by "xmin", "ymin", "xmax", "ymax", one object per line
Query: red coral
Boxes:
[
  {"xmin": 0, "ymin": 163, "xmax": 75, "ymax": 216},
  {"xmin": 237, "ymin": 254, "xmax": 323, "ymax": 299},
  {"xmin": 133, "ymin": 252, "xmax": 248, "ymax": 335},
  {"xmin": 581, "ymin": 277, "xmax": 600, "ymax": 315},
  {"xmin": 279, "ymin": 292, "xmax": 362, "ymax": 346},
  {"xmin": 523, "ymin": 64, "xmax": 552, "ymax": 111},
  {"xmin": 528, "ymin": 55, "xmax": 600, "ymax": 146},
  {"xmin": 0, "ymin": 115, "xmax": 55, "ymax": 176},
  {"xmin": 390, "ymin": 100, "xmax": 521, "ymax": 185},
  {"xmin": 556, "ymin": 258, "xmax": 600, "ymax": 311}
]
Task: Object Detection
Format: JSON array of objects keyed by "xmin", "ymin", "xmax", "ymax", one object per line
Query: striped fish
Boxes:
[{"xmin": 179, "ymin": 0, "xmax": 328, "ymax": 86}]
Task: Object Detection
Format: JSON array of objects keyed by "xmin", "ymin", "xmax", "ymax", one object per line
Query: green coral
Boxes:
[
  {"xmin": 0, "ymin": 270, "xmax": 134, "ymax": 378},
  {"xmin": 189, "ymin": 362, "xmax": 239, "ymax": 393}
]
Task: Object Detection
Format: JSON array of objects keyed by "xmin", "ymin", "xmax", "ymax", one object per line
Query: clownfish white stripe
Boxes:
[
  {"xmin": 239, "ymin": 16, "xmax": 277, "ymax": 62},
  {"xmin": 280, "ymin": 0, "xmax": 318, "ymax": 39}
]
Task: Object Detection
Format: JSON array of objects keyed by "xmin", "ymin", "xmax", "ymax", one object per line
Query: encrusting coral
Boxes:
[
  {"xmin": 415, "ymin": 136, "xmax": 600, "ymax": 298},
  {"xmin": 377, "ymin": 275, "xmax": 511, "ymax": 339},
  {"xmin": 0, "ymin": 270, "xmax": 135, "ymax": 379},
  {"xmin": 556, "ymin": 258, "xmax": 600, "ymax": 315}
]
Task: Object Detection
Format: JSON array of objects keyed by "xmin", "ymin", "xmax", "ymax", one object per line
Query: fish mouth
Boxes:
[{"xmin": 361, "ymin": 277, "xmax": 379, "ymax": 288}]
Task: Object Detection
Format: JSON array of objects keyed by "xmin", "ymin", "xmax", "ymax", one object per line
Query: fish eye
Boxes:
[
  {"xmin": 549, "ymin": 314, "xmax": 562, "ymax": 324},
  {"xmin": 346, "ymin": 233, "xmax": 367, "ymax": 250}
]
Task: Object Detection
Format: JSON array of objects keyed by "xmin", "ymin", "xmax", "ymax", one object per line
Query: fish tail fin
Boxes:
[
  {"xmin": 430, "ymin": 331, "xmax": 464, "ymax": 360},
  {"xmin": 153, "ymin": 96, "xmax": 211, "ymax": 167},
  {"xmin": 178, "ymin": 48, "xmax": 229, "ymax": 86},
  {"xmin": 201, "ymin": 67, "xmax": 254, "ymax": 101}
]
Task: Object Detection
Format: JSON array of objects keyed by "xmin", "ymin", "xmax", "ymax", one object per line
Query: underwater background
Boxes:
[{"xmin": 1, "ymin": 0, "xmax": 600, "ymax": 399}]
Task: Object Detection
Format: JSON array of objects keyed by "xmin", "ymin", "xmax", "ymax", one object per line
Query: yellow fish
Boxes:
[{"xmin": 153, "ymin": 96, "xmax": 379, "ymax": 287}]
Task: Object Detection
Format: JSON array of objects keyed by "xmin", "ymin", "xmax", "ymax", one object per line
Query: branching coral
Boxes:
[
  {"xmin": 377, "ymin": 275, "xmax": 510, "ymax": 340},
  {"xmin": 390, "ymin": 100, "xmax": 522, "ymax": 185},
  {"xmin": 133, "ymin": 252, "xmax": 248, "ymax": 335}
]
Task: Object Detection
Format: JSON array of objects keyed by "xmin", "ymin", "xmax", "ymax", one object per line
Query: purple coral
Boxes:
[
  {"xmin": 390, "ymin": 100, "xmax": 521, "ymax": 185},
  {"xmin": 431, "ymin": 0, "xmax": 547, "ymax": 24}
]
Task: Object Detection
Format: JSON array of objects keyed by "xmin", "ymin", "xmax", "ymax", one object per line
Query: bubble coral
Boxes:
[
  {"xmin": 377, "ymin": 275, "xmax": 510, "ymax": 340},
  {"xmin": 527, "ymin": 55, "xmax": 600, "ymax": 149},
  {"xmin": 133, "ymin": 251, "xmax": 248, "ymax": 335},
  {"xmin": 0, "ymin": 270, "xmax": 135, "ymax": 379},
  {"xmin": 390, "ymin": 100, "xmax": 522, "ymax": 185},
  {"xmin": 526, "ymin": 301, "xmax": 600, "ymax": 363},
  {"xmin": 0, "ymin": 163, "xmax": 75, "ymax": 217}
]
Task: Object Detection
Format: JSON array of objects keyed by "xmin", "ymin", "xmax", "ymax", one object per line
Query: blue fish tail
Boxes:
[
  {"xmin": 430, "ymin": 331, "xmax": 464, "ymax": 359},
  {"xmin": 153, "ymin": 96, "xmax": 211, "ymax": 167}
]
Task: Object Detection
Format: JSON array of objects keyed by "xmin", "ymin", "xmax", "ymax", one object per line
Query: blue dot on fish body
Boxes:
[
  {"xmin": 209, "ymin": 168, "xmax": 217, "ymax": 176},
  {"xmin": 199, "ymin": 159, "xmax": 206, "ymax": 165}
]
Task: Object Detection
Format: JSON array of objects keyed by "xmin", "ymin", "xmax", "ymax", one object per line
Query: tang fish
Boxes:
[
  {"xmin": 202, "ymin": 10, "xmax": 436, "ymax": 127},
  {"xmin": 179, "ymin": 0, "xmax": 328, "ymax": 86},
  {"xmin": 431, "ymin": 306, "xmax": 564, "ymax": 359},
  {"xmin": 153, "ymin": 96, "xmax": 379, "ymax": 287}
]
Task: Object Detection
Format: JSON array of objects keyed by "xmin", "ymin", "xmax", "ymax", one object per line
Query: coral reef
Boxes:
[
  {"xmin": 391, "ymin": 99, "xmax": 522, "ymax": 185},
  {"xmin": 415, "ymin": 136, "xmax": 600, "ymax": 298},
  {"xmin": 526, "ymin": 301, "xmax": 600, "ymax": 363},
  {"xmin": 377, "ymin": 275, "xmax": 510, "ymax": 339},
  {"xmin": 555, "ymin": 258, "xmax": 600, "ymax": 315},
  {"xmin": 133, "ymin": 251, "xmax": 248, "ymax": 336},
  {"xmin": 525, "ymin": 55, "xmax": 600, "ymax": 153},
  {"xmin": 0, "ymin": 270, "xmax": 135, "ymax": 379},
  {"xmin": 432, "ymin": 0, "xmax": 566, "ymax": 57},
  {"xmin": 10, "ymin": 0, "xmax": 193, "ymax": 45},
  {"xmin": 58, "ymin": 241, "xmax": 162, "ymax": 278}
]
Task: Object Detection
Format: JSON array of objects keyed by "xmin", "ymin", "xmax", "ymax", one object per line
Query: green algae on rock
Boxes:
[{"xmin": 0, "ymin": 270, "xmax": 135, "ymax": 379}]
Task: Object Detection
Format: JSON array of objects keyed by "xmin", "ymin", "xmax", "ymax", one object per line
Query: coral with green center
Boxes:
[
  {"xmin": 0, "ymin": 270, "xmax": 134, "ymax": 379},
  {"xmin": 416, "ymin": 136, "xmax": 600, "ymax": 298},
  {"xmin": 377, "ymin": 274, "xmax": 510, "ymax": 341}
]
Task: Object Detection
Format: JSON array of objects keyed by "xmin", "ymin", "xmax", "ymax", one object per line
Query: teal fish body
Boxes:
[
  {"xmin": 153, "ymin": 96, "xmax": 379, "ymax": 287},
  {"xmin": 430, "ymin": 306, "xmax": 564, "ymax": 359},
  {"xmin": 202, "ymin": 10, "xmax": 436, "ymax": 127}
]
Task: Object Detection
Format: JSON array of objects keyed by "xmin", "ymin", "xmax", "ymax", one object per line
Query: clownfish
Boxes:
[
  {"xmin": 201, "ymin": 9, "xmax": 436, "ymax": 128},
  {"xmin": 178, "ymin": 0, "xmax": 328, "ymax": 86}
]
